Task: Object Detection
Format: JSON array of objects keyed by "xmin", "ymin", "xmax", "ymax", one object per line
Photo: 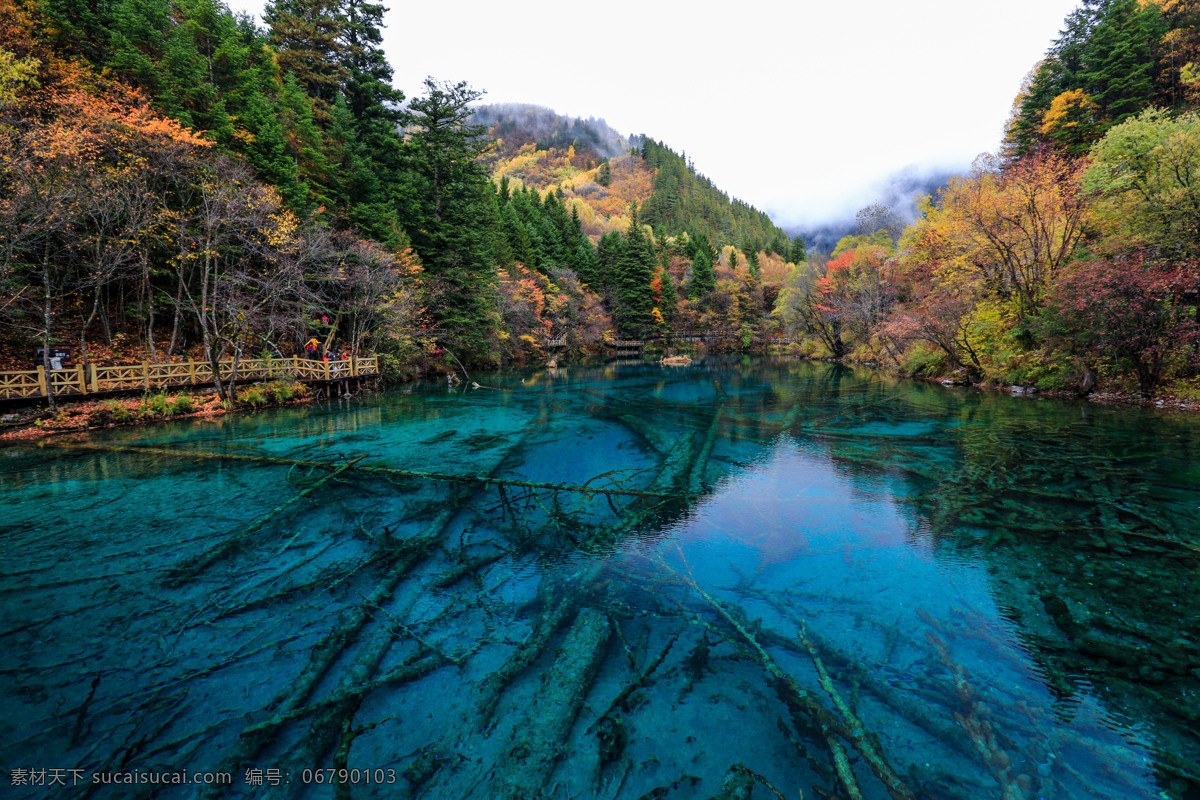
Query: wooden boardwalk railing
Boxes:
[{"xmin": 0, "ymin": 355, "xmax": 379, "ymax": 400}]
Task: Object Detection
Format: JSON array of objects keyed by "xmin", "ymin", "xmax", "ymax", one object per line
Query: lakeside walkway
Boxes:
[{"xmin": 0, "ymin": 355, "xmax": 379, "ymax": 401}]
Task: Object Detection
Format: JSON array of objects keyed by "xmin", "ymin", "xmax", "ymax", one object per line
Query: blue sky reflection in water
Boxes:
[{"xmin": 0, "ymin": 356, "xmax": 1196, "ymax": 799}]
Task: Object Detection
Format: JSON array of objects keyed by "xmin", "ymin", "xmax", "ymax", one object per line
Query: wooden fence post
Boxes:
[
  {"xmin": 76, "ymin": 364, "xmax": 86, "ymax": 395},
  {"xmin": 88, "ymin": 363, "xmax": 98, "ymax": 393},
  {"xmin": 292, "ymin": 355, "xmax": 299, "ymax": 377},
  {"xmin": 36, "ymin": 366, "xmax": 47, "ymax": 397},
  {"xmin": 187, "ymin": 359, "xmax": 196, "ymax": 385},
  {"xmin": 351, "ymin": 356, "xmax": 358, "ymax": 377},
  {"xmin": 142, "ymin": 361, "xmax": 150, "ymax": 389}
]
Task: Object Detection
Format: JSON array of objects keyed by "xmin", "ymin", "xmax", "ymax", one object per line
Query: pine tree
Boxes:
[
  {"xmin": 615, "ymin": 204, "xmax": 656, "ymax": 335},
  {"xmin": 278, "ymin": 74, "xmax": 329, "ymax": 206},
  {"xmin": 656, "ymin": 240, "xmax": 677, "ymax": 315},
  {"xmin": 1081, "ymin": 0, "xmax": 1163, "ymax": 125},
  {"xmin": 326, "ymin": 92, "xmax": 403, "ymax": 242},
  {"xmin": 243, "ymin": 91, "xmax": 307, "ymax": 208},
  {"xmin": 264, "ymin": 0, "xmax": 347, "ymax": 119},
  {"xmin": 689, "ymin": 236, "xmax": 716, "ymax": 301},
  {"xmin": 402, "ymin": 78, "xmax": 501, "ymax": 362},
  {"xmin": 788, "ymin": 235, "xmax": 808, "ymax": 264},
  {"xmin": 595, "ymin": 230, "xmax": 622, "ymax": 294},
  {"xmin": 597, "ymin": 159, "xmax": 611, "ymax": 187},
  {"xmin": 340, "ymin": 0, "xmax": 402, "ymax": 121},
  {"xmin": 745, "ymin": 245, "xmax": 760, "ymax": 279}
]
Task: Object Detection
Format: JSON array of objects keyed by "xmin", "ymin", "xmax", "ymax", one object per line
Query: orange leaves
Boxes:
[
  {"xmin": 498, "ymin": 264, "xmax": 551, "ymax": 347},
  {"xmin": 649, "ymin": 274, "xmax": 664, "ymax": 305}
]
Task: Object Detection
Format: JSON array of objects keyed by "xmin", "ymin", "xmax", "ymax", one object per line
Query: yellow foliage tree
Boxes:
[
  {"xmin": 1040, "ymin": 89, "xmax": 1101, "ymax": 153},
  {"xmin": 901, "ymin": 152, "xmax": 1086, "ymax": 321}
]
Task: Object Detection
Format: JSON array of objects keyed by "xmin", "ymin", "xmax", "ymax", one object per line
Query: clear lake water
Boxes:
[{"xmin": 1, "ymin": 355, "xmax": 1199, "ymax": 800}]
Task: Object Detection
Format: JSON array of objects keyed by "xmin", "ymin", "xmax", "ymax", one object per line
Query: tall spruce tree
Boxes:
[
  {"xmin": 615, "ymin": 204, "xmax": 656, "ymax": 335},
  {"xmin": 788, "ymin": 235, "xmax": 808, "ymax": 264},
  {"xmin": 403, "ymin": 78, "xmax": 501, "ymax": 362},
  {"xmin": 656, "ymin": 239, "xmax": 677, "ymax": 315},
  {"xmin": 595, "ymin": 230, "xmax": 622, "ymax": 295},
  {"xmin": 264, "ymin": 0, "xmax": 347, "ymax": 118},
  {"xmin": 689, "ymin": 236, "xmax": 717, "ymax": 301}
]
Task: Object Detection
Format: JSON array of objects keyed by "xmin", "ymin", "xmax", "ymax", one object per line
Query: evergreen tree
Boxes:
[
  {"xmin": 615, "ymin": 205, "xmax": 656, "ymax": 335},
  {"xmin": 1080, "ymin": 0, "xmax": 1163, "ymax": 125},
  {"xmin": 106, "ymin": 0, "xmax": 170, "ymax": 99},
  {"xmin": 656, "ymin": 240, "xmax": 677, "ymax": 315},
  {"xmin": 688, "ymin": 237, "xmax": 717, "ymax": 301},
  {"xmin": 278, "ymin": 74, "xmax": 330, "ymax": 206},
  {"xmin": 499, "ymin": 201, "xmax": 531, "ymax": 268},
  {"xmin": 571, "ymin": 240, "xmax": 600, "ymax": 288},
  {"xmin": 788, "ymin": 235, "xmax": 808, "ymax": 264},
  {"xmin": 339, "ymin": 0, "xmax": 402, "ymax": 122},
  {"xmin": 264, "ymin": 0, "xmax": 347, "ymax": 118},
  {"xmin": 402, "ymin": 78, "xmax": 501, "ymax": 362},
  {"xmin": 326, "ymin": 92, "xmax": 403, "ymax": 242},
  {"xmin": 597, "ymin": 159, "xmax": 611, "ymax": 187},
  {"xmin": 595, "ymin": 230, "xmax": 622, "ymax": 294},
  {"xmin": 37, "ymin": 0, "xmax": 119, "ymax": 63},
  {"xmin": 243, "ymin": 91, "xmax": 307, "ymax": 208}
]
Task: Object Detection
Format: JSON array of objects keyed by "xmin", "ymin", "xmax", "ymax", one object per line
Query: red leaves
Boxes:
[{"xmin": 1043, "ymin": 257, "xmax": 1200, "ymax": 396}]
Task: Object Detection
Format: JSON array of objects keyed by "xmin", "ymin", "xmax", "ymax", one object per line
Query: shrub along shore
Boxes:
[{"xmin": 0, "ymin": 380, "xmax": 311, "ymax": 441}]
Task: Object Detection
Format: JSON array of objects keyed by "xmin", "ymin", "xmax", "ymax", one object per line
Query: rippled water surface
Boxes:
[{"xmin": 2, "ymin": 356, "xmax": 1199, "ymax": 799}]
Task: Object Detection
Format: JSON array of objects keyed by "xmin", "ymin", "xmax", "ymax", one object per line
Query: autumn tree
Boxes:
[
  {"xmin": 1041, "ymin": 258, "xmax": 1200, "ymax": 396},
  {"xmin": 314, "ymin": 230, "xmax": 421, "ymax": 356},
  {"xmin": 1040, "ymin": 88, "xmax": 1102, "ymax": 153},
  {"xmin": 1085, "ymin": 108, "xmax": 1200, "ymax": 256},
  {"xmin": 0, "ymin": 80, "xmax": 212, "ymax": 406},
  {"xmin": 773, "ymin": 261, "xmax": 846, "ymax": 358},
  {"xmin": 854, "ymin": 201, "xmax": 904, "ymax": 245},
  {"xmin": 169, "ymin": 159, "xmax": 315, "ymax": 401},
  {"xmin": 817, "ymin": 243, "xmax": 896, "ymax": 342},
  {"xmin": 915, "ymin": 152, "xmax": 1087, "ymax": 321}
]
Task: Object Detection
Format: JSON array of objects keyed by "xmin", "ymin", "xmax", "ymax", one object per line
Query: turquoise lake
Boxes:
[{"xmin": 1, "ymin": 355, "xmax": 1198, "ymax": 799}]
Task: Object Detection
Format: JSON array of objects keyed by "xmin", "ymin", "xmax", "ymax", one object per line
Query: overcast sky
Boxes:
[{"xmin": 224, "ymin": 0, "xmax": 1081, "ymax": 228}]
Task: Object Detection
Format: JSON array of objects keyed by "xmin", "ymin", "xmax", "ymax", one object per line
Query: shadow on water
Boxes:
[{"xmin": 0, "ymin": 355, "xmax": 1197, "ymax": 799}]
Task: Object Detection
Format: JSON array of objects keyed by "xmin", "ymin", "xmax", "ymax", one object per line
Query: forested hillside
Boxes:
[
  {"xmin": 0, "ymin": 0, "xmax": 806, "ymax": 386},
  {"xmin": 7, "ymin": 0, "xmax": 1196, "ymax": 404},
  {"xmin": 775, "ymin": 0, "xmax": 1200, "ymax": 400}
]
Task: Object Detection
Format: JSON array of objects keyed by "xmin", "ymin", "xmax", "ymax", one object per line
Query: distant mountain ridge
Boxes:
[{"xmin": 470, "ymin": 104, "xmax": 640, "ymax": 165}]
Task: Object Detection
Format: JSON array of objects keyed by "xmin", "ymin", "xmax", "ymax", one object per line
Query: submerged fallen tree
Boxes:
[
  {"xmin": 51, "ymin": 442, "xmax": 687, "ymax": 501},
  {"xmin": 494, "ymin": 607, "xmax": 612, "ymax": 799},
  {"xmin": 659, "ymin": 548, "xmax": 917, "ymax": 800}
]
